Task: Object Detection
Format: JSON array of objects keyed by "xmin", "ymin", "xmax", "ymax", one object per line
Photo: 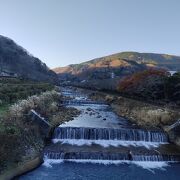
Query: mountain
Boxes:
[
  {"xmin": 0, "ymin": 35, "xmax": 58, "ymax": 83},
  {"xmin": 54, "ymin": 52, "xmax": 180, "ymax": 81}
]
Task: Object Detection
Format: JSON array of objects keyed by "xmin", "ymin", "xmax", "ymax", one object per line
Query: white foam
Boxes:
[
  {"xmin": 43, "ymin": 158, "xmax": 170, "ymax": 171},
  {"xmin": 75, "ymin": 96, "xmax": 88, "ymax": 100},
  {"xmin": 68, "ymin": 159, "xmax": 127, "ymax": 165},
  {"xmin": 42, "ymin": 157, "xmax": 64, "ymax": 168},
  {"xmin": 133, "ymin": 161, "xmax": 169, "ymax": 172},
  {"xmin": 52, "ymin": 139, "xmax": 167, "ymax": 149}
]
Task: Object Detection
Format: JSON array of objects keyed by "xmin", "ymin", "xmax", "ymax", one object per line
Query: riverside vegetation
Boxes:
[
  {"xmin": 117, "ymin": 69, "xmax": 180, "ymax": 106},
  {"xmin": 0, "ymin": 35, "xmax": 79, "ymax": 179},
  {"xmin": 0, "ymin": 77, "xmax": 54, "ymax": 105},
  {"xmin": 0, "ymin": 78, "xmax": 79, "ymax": 178}
]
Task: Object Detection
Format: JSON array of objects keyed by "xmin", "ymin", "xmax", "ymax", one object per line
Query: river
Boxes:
[{"xmin": 20, "ymin": 88, "xmax": 180, "ymax": 180}]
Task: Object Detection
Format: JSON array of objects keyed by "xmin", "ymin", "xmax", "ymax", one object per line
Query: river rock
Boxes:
[{"xmin": 86, "ymin": 108, "xmax": 92, "ymax": 111}]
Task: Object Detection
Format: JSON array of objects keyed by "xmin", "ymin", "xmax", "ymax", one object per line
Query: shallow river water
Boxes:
[{"xmin": 20, "ymin": 161, "xmax": 180, "ymax": 180}]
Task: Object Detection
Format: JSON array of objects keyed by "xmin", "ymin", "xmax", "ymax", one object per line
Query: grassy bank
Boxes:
[
  {"xmin": 88, "ymin": 90, "xmax": 180, "ymax": 128},
  {"xmin": 0, "ymin": 90, "xmax": 80, "ymax": 179},
  {"xmin": 0, "ymin": 104, "xmax": 9, "ymax": 118},
  {"xmin": 0, "ymin": 77, "xmax": 54, "ymax": 105},
  {"xmin": 0, "ymin": 77, "xmax": 54, "ymax": 117}
]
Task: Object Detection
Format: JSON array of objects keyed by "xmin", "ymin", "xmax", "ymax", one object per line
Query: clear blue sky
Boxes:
[{"xmin": 0, "ymin": 0, "xmax": 180, "ymax": 68}]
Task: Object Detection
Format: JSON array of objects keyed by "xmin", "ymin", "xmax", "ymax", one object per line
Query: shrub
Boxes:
[
  {"xmin": 117, "ymin": 70, "xmax": 180, "ymax": 105},
  {"xmin": 7, "ymin": 90, "xmax": 60, "ymax": 124},
  {"xmin": 117, "ymin": 69, "xmax": 167, "ymax": 92},
  {"xmin": 0, "ymin": 78, "xmax": 54, "ymax": 104}
]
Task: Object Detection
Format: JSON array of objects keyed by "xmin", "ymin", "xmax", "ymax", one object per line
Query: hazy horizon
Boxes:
[{"xmin": 0, "ymin": 0, "xmax": 180, "ymax": 68}]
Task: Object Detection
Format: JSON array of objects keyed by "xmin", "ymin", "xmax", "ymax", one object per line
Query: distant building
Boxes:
[
  {"xmin": 0, "ymin": 70, "xmax": 18, "ymax": 77},
  {"xmin": 168, "ymin": 71, "xmax": 177, "ymax": 76}
]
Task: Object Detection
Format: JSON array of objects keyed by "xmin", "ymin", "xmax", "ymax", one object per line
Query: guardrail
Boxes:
[{"xmin": 165, "ymin": 119, "xmax": 180, "ymax": 131}]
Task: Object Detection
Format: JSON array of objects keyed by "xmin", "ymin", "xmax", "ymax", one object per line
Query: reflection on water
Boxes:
[{"xmin": 60, "ymin": 104, "xmax": 130, "ymax": 128}]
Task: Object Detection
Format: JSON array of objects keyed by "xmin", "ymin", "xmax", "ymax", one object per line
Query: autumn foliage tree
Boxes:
[
  {"xmin": 118, "ymin": 69, "xmax": 167, "ymax": 92},
  {"xmin": 117, "ymin": 69, "xmax": 169, "ymax": 101},
  {"xmin": 117, "ymin": 69, "xmax": 180, "ymax": 105}
]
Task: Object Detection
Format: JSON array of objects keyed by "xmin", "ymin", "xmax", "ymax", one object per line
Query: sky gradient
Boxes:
[{"xmin": 0, "ymin": 0, "xmax": 180, "ymax": 68}]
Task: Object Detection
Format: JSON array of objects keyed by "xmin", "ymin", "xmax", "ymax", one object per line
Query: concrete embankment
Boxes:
[
  {"xmin": 0, "ymin": 156, "xmax": 43, "ymax": 180},
  {"xmin": 0, "ymin": 106, "xmax": 80, "ymax": 180}
]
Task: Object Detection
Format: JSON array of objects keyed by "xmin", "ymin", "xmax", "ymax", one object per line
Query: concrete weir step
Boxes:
[
  {"xmin": 53, "ymin": 126, "xmax": 168, "ymax": 143},
  {"xmin": 61, "ymin": 100, "xmax": 107, "ymax": 105},
  {"xmin": 44, "ymin": 143, "xmax": 180, "ymax": 162}
]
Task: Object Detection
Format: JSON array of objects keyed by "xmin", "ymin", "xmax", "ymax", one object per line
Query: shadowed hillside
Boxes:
[{"xmin": 0, "ymin": 35, "xmax": 58, "ymax": 83}]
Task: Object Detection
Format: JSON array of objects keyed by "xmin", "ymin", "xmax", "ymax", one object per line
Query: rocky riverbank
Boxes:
[{"xmin": 88, "ymin": 91, "xmax": 180, "ymax": 145}]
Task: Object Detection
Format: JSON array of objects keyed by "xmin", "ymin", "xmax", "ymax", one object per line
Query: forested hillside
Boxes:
[
  {"xmin": 54, "ymin": 51, "xmax": 180, "ymax": 82},
  {"xmin": 0, "ymin": 35, "xmax": 58, "ymax": 83}
]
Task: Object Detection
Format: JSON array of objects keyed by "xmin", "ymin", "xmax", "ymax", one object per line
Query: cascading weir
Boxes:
[
  {"xmin": 53, "ymin": 127, "xmax": 168, "ymax": 142},
  {"xmin": 43, "ymin": 142, "xmax": 180, "ymax": 162},
  {"xmin": 61, "ymin": 100, "xmax": 106, "ymax": 105},
  {"xmin": 44, "ymin": 88, "xmax": 180, "ymax": 163},
  {"xmin": 47, "ymin": 126, "xmax": 180, "ymax": 162},
  {"xmin": 44, "ymin": 152, "xmax": 129, "ymax": 161},
  {"xmin": 132, "ymin": 154, "xmax": 180, "ymax": 161},
  {"xmin": 44, "ymin": 151, "xmax": 180, "ymax": 162}
]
